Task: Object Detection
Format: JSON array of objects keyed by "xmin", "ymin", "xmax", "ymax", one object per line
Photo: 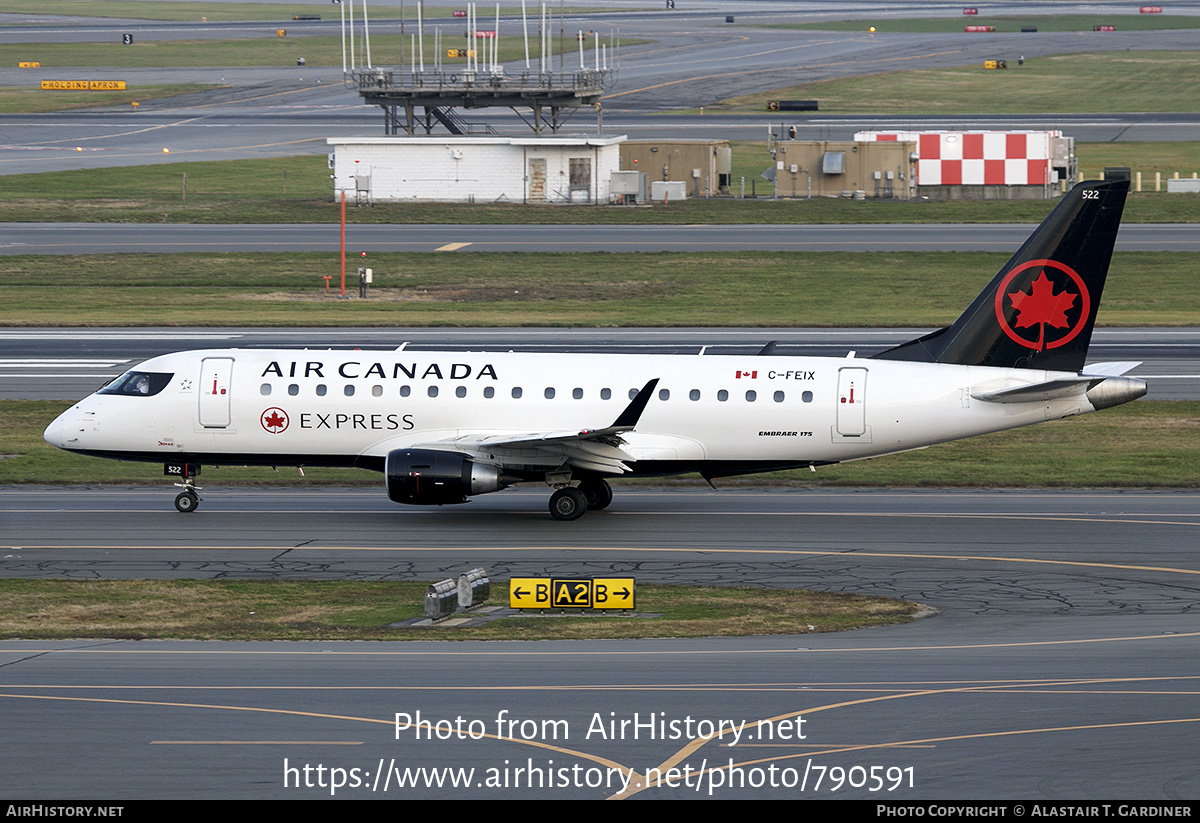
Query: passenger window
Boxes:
[
  {"xmin": 658, "ymin": 389, "xmax": 670, "ymax": 401},
  {"xmin": 544, "ymin": 388, "xmax": 555, "ymax": 399},
  {"xmin": 629, "ymin": 388, "xmax": 638, "ymax": 400},
  {"xmin": 484, "ymin": 386, "xmax": 495, "ymax": 398},
  {"xmin": 344, "ymin": 385, "xmax": 355, "ymax": 397},
  {"xmin": 260, "ymin": 384, "xmax": 271, "ymax": 396},
  {"xmin": 718, "ymin": 390, "xmax": 728, "ymax": 402},
  {"xmin": 456, "ymin": 386, "xmax": 467, "ymax": 398},
  {"xmin": 573, "ymin": 388, "xmax": 583, "ymax": 399},
  {"xmin": 316, "ymin": 384, "xmax": 327, "ymax": 397},
  {"xmin": 601, "ymin": 388, "xmax": 611, "ymax": 400},
  {"xmin": 288, "ymin": 384, "xmax": 299, "ymax": 396},
  {"xmin": 400, "ymin": 385, "xmax": 411, "ymax": 397},
  {"xmin": 428, "ymin": 386, "xmax": 439, "ymax": 398},
  {"xmin": 745, "ymin": 390, "xmax": 756, "ymax": 402},
  {"xmin": 774, "ymin": 391, "xmax": 785, "ymax": 403},
  {"xmin": 802, "ymin": 390, "xmax": 813, "ymax": 403},
  {"xmin": 372, "ymin": 385, "xmax": 383, "ymax": 397},
  {"xmin": 512, "ymin": 387, "xmax": 523, "ymax": 399},
  {"xmin": 689, "ymin": 389, "xmax": 700, "ymax": 401}
]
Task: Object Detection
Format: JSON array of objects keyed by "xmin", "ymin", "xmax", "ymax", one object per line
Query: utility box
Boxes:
[
  {"xmin": 1166, "ymin": 178, "xmax": 1200, "ymax": 193},
  {"xmin": 650, "ymin": 181, "xmax": 687, "ymax": 202},
  {"xmin": 610, "ymin": 170, "xmax": 647, "ymax": 203}
]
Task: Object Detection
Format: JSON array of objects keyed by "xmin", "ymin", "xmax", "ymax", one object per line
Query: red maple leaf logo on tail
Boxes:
[{"xmin": 1007, "ymin": 271, "xmax": 1077, "ymax": 351}]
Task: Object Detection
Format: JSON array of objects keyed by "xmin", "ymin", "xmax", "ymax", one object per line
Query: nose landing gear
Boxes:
[{"xmin": 166, "ymin": 462, "xmax": 202, "ymax": 512}]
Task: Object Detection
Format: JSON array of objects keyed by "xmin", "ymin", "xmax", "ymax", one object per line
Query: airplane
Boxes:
[{"xmin": 44, "ymin": 179, "xmax": 1146, "ymax": 520}]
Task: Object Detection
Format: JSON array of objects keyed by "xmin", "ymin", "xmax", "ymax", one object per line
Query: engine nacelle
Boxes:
[{"xmin": 385, "ymin": 448, "xmax": 505, "ymax": 505}]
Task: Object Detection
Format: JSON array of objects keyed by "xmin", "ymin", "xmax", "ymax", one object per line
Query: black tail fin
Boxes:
[{"xmin": 874, "ymin": 179, "xmax": 1128, "ymax": 372}]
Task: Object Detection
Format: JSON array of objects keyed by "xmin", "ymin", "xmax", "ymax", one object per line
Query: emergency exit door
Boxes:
[
  {"xmin": 836, "ymin": 367, "xmax": 868, "ymax": 437},
  {"xmin": 199, "ymin": 357, "xmax": 233, "ymax": 428}
]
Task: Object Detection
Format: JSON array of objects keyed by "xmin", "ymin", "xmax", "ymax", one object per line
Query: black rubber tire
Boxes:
[
  {"xmin": 174, "ymin": 491, "xmax": 199, "ymax": 513},
  {"xmin": 549, "ymin": 487, "xmax": 587, "ymax": 521},
  {"xmin": 578, "ymin": 478, "xmax": 613, "ymax": 510}
]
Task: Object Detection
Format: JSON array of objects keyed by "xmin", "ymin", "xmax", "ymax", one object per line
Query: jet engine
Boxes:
[{"xmin": 385, "ymin": 448, "xmax": 506, "ymax": 505}]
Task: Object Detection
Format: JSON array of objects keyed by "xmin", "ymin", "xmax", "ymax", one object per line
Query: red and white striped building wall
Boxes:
[{"xmin": 854, "ymin": 130, "xmax": 1060, "ymax": 187}]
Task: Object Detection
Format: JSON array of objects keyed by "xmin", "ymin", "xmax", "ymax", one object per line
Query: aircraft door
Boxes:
[
  {"xmin": 836, "ymin": 367, "xmax": 868, "ymax": 437},
  {"xmin": 198, "ymin": 357, "xmax": 234, "ymax": 428}
]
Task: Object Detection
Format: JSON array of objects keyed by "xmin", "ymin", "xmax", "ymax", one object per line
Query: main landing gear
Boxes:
[{"xmin": 548, "ymin": 478, "xmax": 612, "ymax": 521}]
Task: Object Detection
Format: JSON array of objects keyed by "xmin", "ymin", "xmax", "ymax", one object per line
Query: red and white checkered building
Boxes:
[{"xmin": 855, "ymin": 130, "xmax": 1061, "ymax": 188}]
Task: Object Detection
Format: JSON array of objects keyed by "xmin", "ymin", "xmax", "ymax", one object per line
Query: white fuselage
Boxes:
[{"xmin": 44, "ymin": 347, "xmax": 1098, "ymax": 475}]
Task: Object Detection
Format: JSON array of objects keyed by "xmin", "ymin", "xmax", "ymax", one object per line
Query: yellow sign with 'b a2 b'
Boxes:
[{"xmin": 509, "ymin": 577, "xmax": 635, "ymax": 610}]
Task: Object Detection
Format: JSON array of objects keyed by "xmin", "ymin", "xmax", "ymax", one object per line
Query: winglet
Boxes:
[{"xmin": 612, "ymin": 378, "xmax": 659, "ymax": 428}]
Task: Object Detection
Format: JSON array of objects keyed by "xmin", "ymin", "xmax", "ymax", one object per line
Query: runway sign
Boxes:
[{"xmin": 509, "ymin": 577, "xmax": 635, "ymax": 610}]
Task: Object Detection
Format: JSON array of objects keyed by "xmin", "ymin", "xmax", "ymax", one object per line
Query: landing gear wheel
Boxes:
[
  {"xmin": 578, "ymin": 478, "xmax": 613, "ymax": 511},
  {"xmin": 549, "ymin": 487, "xmax": 587, "ymax": 521},
  {"xmin": 174, "ymin": 491, "xmax": 199, "ymax": 513}
]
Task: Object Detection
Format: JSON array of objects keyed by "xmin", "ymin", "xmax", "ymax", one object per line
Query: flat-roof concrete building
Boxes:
[{"xmin": 327, "ymin": 135, "xmax": 626, "ymax": 204}]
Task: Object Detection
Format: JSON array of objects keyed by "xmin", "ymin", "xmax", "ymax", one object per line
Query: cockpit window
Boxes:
[{"xmin": 99, "ymin": 371, "xmax": 174, "ymax": 397}]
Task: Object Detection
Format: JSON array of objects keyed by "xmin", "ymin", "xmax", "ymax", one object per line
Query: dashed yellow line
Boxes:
[{"xmin": 435, "ymin": 242, "xmax": 473, "ymax": 251}]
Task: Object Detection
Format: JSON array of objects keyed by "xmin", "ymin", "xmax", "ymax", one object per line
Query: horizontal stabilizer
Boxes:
[
  {"xmin": 1082, "ymin": 361, "xmax": 1141, "ymax": 377},
  {"xmin": 973, "ymin": 371, "xmax": 1147, "ymax": 407},
  {"xmin": 971, "ymin": 377, "xmax": 1095, "ymax": 404}
]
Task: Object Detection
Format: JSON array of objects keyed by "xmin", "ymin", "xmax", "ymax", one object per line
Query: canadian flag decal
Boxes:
[{"xmin": 735, "ymin": 370, "xmax": 758, "ymax": 379}]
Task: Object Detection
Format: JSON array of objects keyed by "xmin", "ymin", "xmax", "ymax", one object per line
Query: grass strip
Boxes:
[
  {"xmin": 0, "ymin": 579, "xmax": 920, "ymax": 641},
  {"xmin": 5, "ymin": 401, "xmax": 1197, "ymax": 488},
  {"xmin": 0, "ymin": 1, "xmax": 602, "ymax": 22},
  {"xmin": 717, "ymin": 51, "xmax": 1200, "ymax": 114},
  {"xmin": 2, "ymin": 154, "xmax": 1198, "ymax": 224},
  {"xmin": 0, "ymin": 251, "xmax": 1195, "ymax": 327},
  {"xmin": 0, "ymin": 85, "xmax": 224, "ymax": 114},
  {"xmin": 1, "ymin": 34, "xmax": 633, "ymax": 69}
]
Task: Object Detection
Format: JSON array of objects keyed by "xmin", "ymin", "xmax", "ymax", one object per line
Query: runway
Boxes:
[
  {"xmin": 3, "ymin": 486, "xmax": 1200, "ymax": 798},
  {"xmin": 4, "ymin": 222, "xmax": 1200, "ymax": 255}
]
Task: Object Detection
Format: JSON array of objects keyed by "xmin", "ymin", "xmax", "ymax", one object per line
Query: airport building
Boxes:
[
  {"xmin": 855, "ymin": 130, "xmax": 1077, "ymax": 199},
  {"xmin": 327, "ymin": 135, "xmax": 626, "ymax": 204}
]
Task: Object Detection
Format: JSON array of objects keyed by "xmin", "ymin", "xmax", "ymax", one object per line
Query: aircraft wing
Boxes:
[{"xmin": 417, "ymin": 378, "xmax": 660, "ymax": 474}]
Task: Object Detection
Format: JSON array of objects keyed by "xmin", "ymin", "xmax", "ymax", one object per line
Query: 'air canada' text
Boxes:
[{"xmin": 261, "ymin": 361, "xmax": 499, "ymax": 381}]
